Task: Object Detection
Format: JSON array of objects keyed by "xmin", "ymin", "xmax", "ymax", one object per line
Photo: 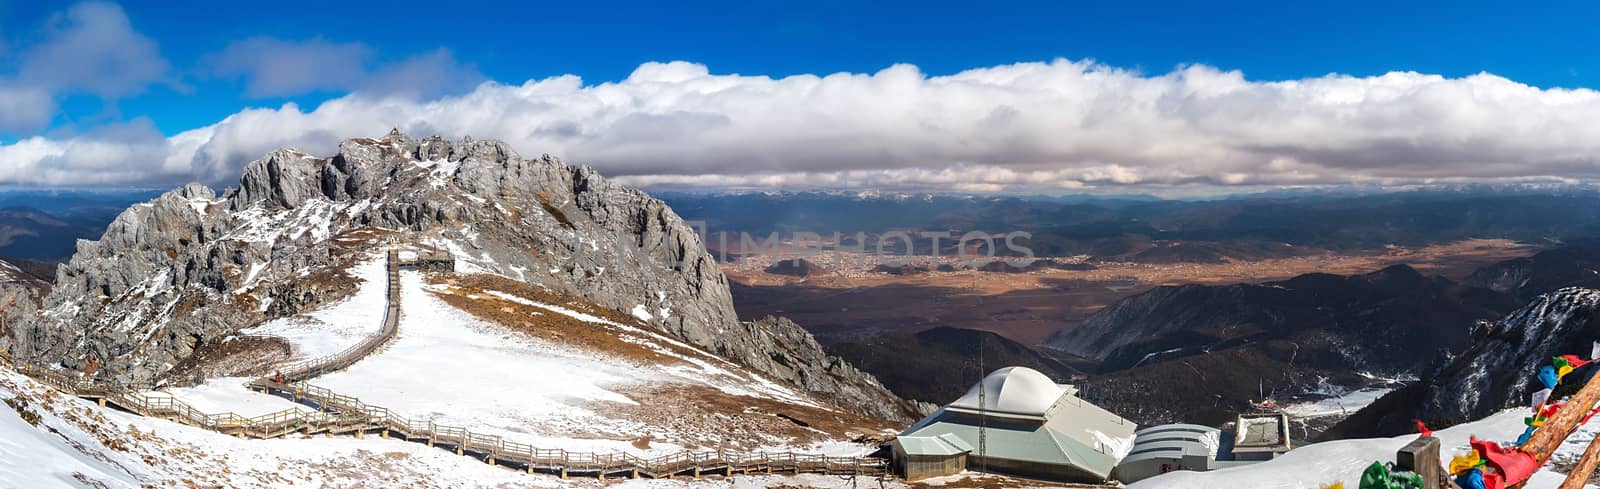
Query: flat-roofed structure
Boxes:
[
  {"xmin": 396, "ymin": 246, "xmax": 455, "ymax": 271},
  {"xmin": 1231, "ymin": 412, "xmax": 1292, "ymax": 461},
  {"xmin": 896, "ymin": 367, "xmax": 1137, "ymax": 483}
]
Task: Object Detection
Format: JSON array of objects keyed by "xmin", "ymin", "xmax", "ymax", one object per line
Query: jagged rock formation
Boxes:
[
  {"xmin": 3, "ymin": 130, "xmax": 917, "ymax": 422},
  {"xmin": 1326, "ymin": 287, "xmax": 1600, "ymax": 439}
]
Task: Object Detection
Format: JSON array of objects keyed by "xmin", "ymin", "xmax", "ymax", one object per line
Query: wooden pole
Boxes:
[
  {"xmin": 1525, "ymin": 371, "xmax": 1600, "ymax": 465},
  {"xmin": 1560, "ymin": 435, "xmax": 1600, "ymax": 489}
]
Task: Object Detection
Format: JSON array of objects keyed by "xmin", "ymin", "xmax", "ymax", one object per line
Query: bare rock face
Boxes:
[
  {"xmin": 0, "ymin": 268, "xmax": 43, "ymax": 356},
  {"xmin": 6, "ymin": 130, "xmax": 917, "ymax": 421}
]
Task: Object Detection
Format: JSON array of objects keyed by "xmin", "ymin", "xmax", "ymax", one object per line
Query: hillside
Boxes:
[
  {"xmin": 0, "ymin": 257, "xmax": 46, "ymax": 286},
  {"xmin": 1326, "ymin": 287, "xmax": 1600, "ymax": 439},
  {"xmin": 825, "ymin": 327, "xmax": 1082, "ymax": 405},
  {"xmin": 1044, "ymin": 264, "xmax": 1517, "ymax": 375},
  {"xmin": 764, "ymin": 258, "xmax": 831, "ymax": 278},
  {"xmin": 1464, "ymin": 240, "xmax": 1600, "ymax": 302}
]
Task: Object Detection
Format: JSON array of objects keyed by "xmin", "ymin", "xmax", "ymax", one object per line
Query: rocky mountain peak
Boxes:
[{"xmin": 3, "ymin": 131, "xmax": 917, "ymax": 422}]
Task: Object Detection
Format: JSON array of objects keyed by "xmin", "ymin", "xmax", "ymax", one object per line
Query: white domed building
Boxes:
[{"xmin": 890, "ymin": 366, "xmax": 1137, "ymax": 482}]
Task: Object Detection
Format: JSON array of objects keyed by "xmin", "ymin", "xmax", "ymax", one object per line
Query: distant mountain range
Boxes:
[
  {"xmin": 10, "ymin": 185, "xmax": 1600, "ymax": 265},
  {"xmin": 0, "ymin": 189, "xmax": 161, "ymax": 261},
  {"xmin": 819, "ymin": 242, "xmax": 1600, "ymax": 433},
  {"xmin": 661, "ymin": 188, "xmax": 1600, "ymax": 263}
]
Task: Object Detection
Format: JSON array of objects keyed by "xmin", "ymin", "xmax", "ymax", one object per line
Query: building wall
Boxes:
[
  {"xmin": 901, "ymin": 454, "xmax": 966, "ymax": 481},
  {"xmin": 1115, "ymin": 456, "xmax": 1209, "ymax": 483},
  {"xmin": 976, "ymin": 456, "xmax": 1105, "ymax": 483}
]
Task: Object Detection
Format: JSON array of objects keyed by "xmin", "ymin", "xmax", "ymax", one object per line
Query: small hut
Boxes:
[
  {"xmin": 396, "ymin": 246, "xmax": 455, "ymax": 271},
  {"xmin": 890, "ymin": 433, "xmax": 973, "ymax": 481},
  {"xmin": 1231, "ymin": 412, "xmax": 1292, "ymax": 461}
]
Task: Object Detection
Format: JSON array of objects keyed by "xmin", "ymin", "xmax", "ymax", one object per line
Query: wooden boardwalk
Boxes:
[{"xmin": 1, "ymin": 250, "xmax": 889, "ymax": 480}]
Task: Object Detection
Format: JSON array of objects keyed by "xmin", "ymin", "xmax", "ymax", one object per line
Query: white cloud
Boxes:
[
  {"xmin": 7, "ymin": 59, "xmax": 1600, "ymax": 192},
  {"xmin": 206, "ymin": 38, "xmax": 483, "ymax": 99},
  {"xmin": 207, "ymin": 37, "xmax": 372, "ymax": 97}
]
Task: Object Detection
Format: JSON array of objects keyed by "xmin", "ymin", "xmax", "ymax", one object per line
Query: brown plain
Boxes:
[{"xmin": 726, "ymin": 239, "xmax": 1538, "ymax": 345}]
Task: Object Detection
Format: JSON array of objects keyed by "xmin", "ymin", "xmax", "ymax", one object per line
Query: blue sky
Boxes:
[
  {"xmin": 4, "ymin": 0, "xmax": 1591, "ymax": 137},
  {"xmin": 2, "ymin": 1, "xmax": 1600, "ymax": 192}
]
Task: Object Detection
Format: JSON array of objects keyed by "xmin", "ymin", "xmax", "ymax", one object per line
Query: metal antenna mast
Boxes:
[
  {"xmin": 972, "ymin": 273, "xmax": 988, "ymax": 474},
  {"xmin": 978, "ymin": 331, "xmax": 988, "ymax": 474}
]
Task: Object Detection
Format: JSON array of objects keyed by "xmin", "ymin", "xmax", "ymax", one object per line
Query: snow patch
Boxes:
[
  {"xmin": 151, "ymin": 377, "xmax": 309, "ymax": 417},
  {"xmin": 242, "ymin": 257, "xmax": 389, "ymax": 360},
  {"xmin": 1282, "ymin": 387, "xmax": 1394, "ymax": 419},
  {"xmin": 631, "ymin": 304, "xmax": 654, "ymax": 322},
  {"xmin": 1131, "ymin": 406, "xmax": 1600, "ymax": 489}
]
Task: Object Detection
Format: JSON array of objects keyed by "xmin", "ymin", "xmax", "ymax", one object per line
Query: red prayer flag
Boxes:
[
  {"xmin": 1416, "ymin": 419, "xmax": 1433, "ymax": 437},
  {"xmin": 1471, "ymin": 438, "xmax": 1539, "ymax": 485},
  {"xmin": 1564, "ymin": 354, "xmax": 1593, "ymax": 369}
]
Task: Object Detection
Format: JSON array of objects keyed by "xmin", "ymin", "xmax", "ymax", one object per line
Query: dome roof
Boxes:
[{"xmin": 949, "ymin": 366, "xmax": 1066, "ymax": 416}]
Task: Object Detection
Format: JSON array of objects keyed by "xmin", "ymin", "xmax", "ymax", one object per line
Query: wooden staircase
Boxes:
[{"xmin": 0, "ymin": 249, "xmax": 889, "ymax": 480}]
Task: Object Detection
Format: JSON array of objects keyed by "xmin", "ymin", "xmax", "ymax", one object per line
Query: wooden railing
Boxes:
[{"xmin": 0, "ymin": 249, "xmax": 888, "ymax": 480}]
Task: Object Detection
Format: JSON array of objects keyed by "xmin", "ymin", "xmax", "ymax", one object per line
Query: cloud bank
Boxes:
[{"xmin": 5, "ymin": 59, "xmax": 1600, "ymax": 191}]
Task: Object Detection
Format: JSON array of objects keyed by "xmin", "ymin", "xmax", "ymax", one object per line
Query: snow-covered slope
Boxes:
[
  {"xmin": 0, "ymin": 259, "xmax": 35, "ymax": 284},
  {"xmin": 1132, "ymin": 406, "xmax": 1600, "ymax": 489},
  {"xmin": 241, "ymin": 256, "xmax": 391, "ymax": 360},
  {"xmin": 299, "ymin": 268, "xmax": 882, "ymax": 454},
  {"xmin": 0, "ymin": 364, "xmax": 554, "ymax": 488},
  {"xmin": 0, "ymin": 365, "xmax": 899, "ymax": 488}
]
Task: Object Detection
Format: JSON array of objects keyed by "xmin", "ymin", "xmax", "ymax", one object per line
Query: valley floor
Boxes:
[{"xmin": 728, "ymin": 239, "xmax": 1533, "ymax": 344}]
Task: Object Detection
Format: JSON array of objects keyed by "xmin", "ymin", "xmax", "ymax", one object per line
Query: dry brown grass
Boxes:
[
  {"xmin": 160, "ymin": 335, "xmax": 291, "ymax": 385},
  {"xmin": 427, "ymin": 274, "xmax": 682, "ymax": 366},
  {"xmin": 331, "ymin": 226, "xmax": 398, "ymax": 250},
  {"xmin": 535, "ymin": 190, "xmax": 575, "ymax": 228},
  {"xmin": 172, "ymin": 295, "xmax": 205, "ymax": 318},
  {"xmin": 611, "ymin": 384, "xmax": 894, "ymax": 447}
]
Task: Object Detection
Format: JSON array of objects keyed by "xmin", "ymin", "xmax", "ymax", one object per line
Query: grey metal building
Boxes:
[
  {"xmin": 894, "ymin": 367, "xmax": 1137, "ymax": 483},
  {"xmin": 1112, "ymin": 424, "xmax": 1221, "ymax": 483}
]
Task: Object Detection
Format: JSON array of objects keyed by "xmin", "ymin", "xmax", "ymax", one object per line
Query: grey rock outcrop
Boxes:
[
  {"xmin": 6, "ymin": 131, "xmax": 917, "ymax": 422},
  {"xmin": 0, "ymin": 281, "xmax": 42, "ymax": 357}
]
